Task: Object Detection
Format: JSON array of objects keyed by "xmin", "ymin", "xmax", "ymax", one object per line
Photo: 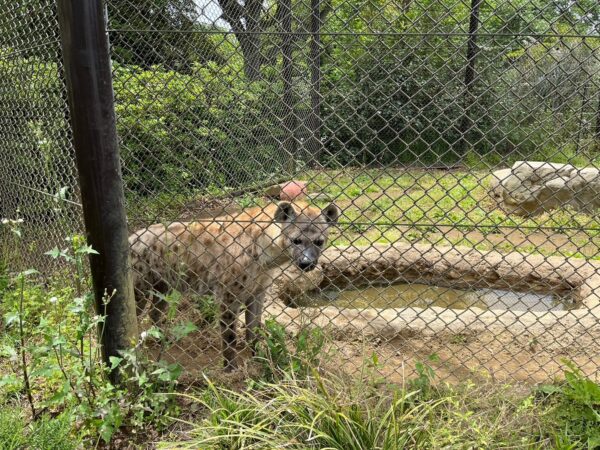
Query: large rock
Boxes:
[{"xmin": 490, "ymin": 161, "xmax": 600, "ymax": 215}]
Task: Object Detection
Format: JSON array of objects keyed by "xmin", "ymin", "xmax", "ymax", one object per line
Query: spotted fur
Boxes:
[{"xmin": 129, "ymin": 201, "xmax": 339, "ymax": 370}]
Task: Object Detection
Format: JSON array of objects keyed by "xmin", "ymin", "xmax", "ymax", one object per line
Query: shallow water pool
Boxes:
[{"xmin": 299, "ymin": 282, "xmax": 573, "ymax": 312}]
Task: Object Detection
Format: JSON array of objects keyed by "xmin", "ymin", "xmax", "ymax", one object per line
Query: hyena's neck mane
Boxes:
[{"xmin": 230, "ymin": 205, "xmax": 290, "ymax": 269}]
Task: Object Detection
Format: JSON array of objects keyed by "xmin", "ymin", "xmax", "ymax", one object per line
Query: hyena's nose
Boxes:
[{"xmin": 298, "ymin": 256, "xmax": 317, "ymax": 272}]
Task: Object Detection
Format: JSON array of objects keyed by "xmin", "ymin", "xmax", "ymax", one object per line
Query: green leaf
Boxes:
[
  {"xmin": 160, "ymin": 363, "xmax": 182, "ymax": 382},
  {"xmin": 44, "ymin": 247, "xmax": 63, "ymax": 259},
  {"xmin": 138, "ymin": 372, "xmax": 149, "ymax": 386},
  {"xmin": 18, "ymin": 269, "xmax": 39, "ymax": 278},
  {"xmin": 0, "ymin": 344, "xmax": 17, "ymax": 360},
  {"xmin": 538, "ymin": 384, "xmax": 562, "ymax": 395},
  {"xmin": 146, "ymin": 327, "xmax": 164, "ymax": 340},
  {"xmin": 45, "ymin": 381, "xmax": 70, "ymax": 405},
  {"xmin": 109, "ymin": 356, "xmax": 123, "ymax": 371},
  {"xmin": 0, "ymin": 374, "xmax": 20, "ymax": 388},
  {"xmin": 30, "ymin": 365, "xmax": 59, "ymax": 378},
  {"xmin": 75, "ymin": 244, "xmax": 99, "ymax": 255},
  {"xmin": 4, "ymin": 312, "xmax": 19, "ymax": 327},
  {"xmin": 171, "ymin": 321, "xmax": 198, "ymax": 341}
]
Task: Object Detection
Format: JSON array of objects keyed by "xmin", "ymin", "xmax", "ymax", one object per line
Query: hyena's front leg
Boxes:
[
  {"xmin": 148, "ymin": 280, "xmax": 170, "ymax": 325},
  {"xmin": 245, "ymin": 292, "xmax": 265, "ymax": 355},
  {"xmin": 219, "ymin": 292, "xmax": 241, "ymax": 371}
]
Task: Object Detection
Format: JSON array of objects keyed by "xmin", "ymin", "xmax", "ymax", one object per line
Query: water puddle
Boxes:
[{"xmin": 299, "ymin": 283, "xmax": 574, "ymax": 312}]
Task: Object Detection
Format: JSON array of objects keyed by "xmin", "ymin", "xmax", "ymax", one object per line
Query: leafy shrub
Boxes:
[
  {"xmin": 113, "ymin": 62, "xmax": 286, "ymax": 196},
  {"xmin": 256, "ymin": 319, "xmax": 325, "ymax": 380},
  {"xmin": 0, "ymin": 57, "xmax": 77, "ymax": 223},
  {"xmin": 0, "ymin": 236, "xmax": 189, "ymax": 445},
  {"xmin": 538, "ymin": 360, "xmax": 600, "ymax": 448}
]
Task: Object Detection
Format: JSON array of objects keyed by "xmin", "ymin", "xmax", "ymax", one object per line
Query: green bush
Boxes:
[
  {"xmin": 538, "ymin": 360, "xmax": 600, "ymax": 448},
  {"xmin": 256, "ymin": 319, "xmax": 326, "ymax": 381},
  {"xmin": 113, "ymin": 62, "xmax": 286, "ymax": 196},
  {"xmin": 0, "ymin": 57, "xmax": 77, "ymax": 223},
  {"xmin": 0, "ymin": 237, "xmax": 189, "ymax": 445}
]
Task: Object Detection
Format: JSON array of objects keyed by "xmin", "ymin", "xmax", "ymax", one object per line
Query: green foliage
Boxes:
[
  {"xmin": 160, "ymin": 357, "xmax": 600, "ymax": 450},
  {"xmin": 408, "ymin": 354, "xmax": 440, "ymax": 396},
  {"xmin": 0, "ymin": 408, "xmax": 77, "ymax": 450},
  {"xmin": 538, "ymin": 360, "xmax": 600, "ymax": 449},
  {"xmin": 0, "ymin": 56, "xmax": 77, "ymax": 222},
  {"xmin": 318, "ymin": 0, "xmax": 600, "ymax": 166},
  {"xmin": 192, "ymin": 294, "xmax": 218, "ymax": 327},
  {"xmin": 0, "ymin": 235, "xmax": 185, "ymax": 445},
  {"xmin": 113, "ymin": 61, "xmax": 285, "ymax": 197},
  {"xmin": 163, "ymin": 374, "xmax": 433, "ymax": 450},
  {"xmin": 106, "ymin": 0, "xmax": 224, "ymax": 71},
  {"xmin": 161, "ymin": 368, "xmax": 555, "ymax": 450},
  {"xmin": 29, "ymin": 412, "xmax": 78, "ymax": 450},
  {"xmin": 0, "ymin": 218, "xmax": 23, "ymax": 292},
  {"xmin": 256, "ymin": 319, "xmax": 326, "ymax": 380},
  {"xmin": 0, "ymin": 407, "xmax": 25, "ymax": 450}
]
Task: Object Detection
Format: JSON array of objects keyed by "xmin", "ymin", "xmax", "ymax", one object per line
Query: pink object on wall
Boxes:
[{"xmin": 279, "ymin": 181, "xmax": 307, "ymax": 200}]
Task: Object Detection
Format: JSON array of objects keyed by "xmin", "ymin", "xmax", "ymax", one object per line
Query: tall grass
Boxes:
[
  {"xmin": 158, "ymin": 370, "xmax": 568, "ymax": 450},
  {"xmin": 161, "ymin": 373, "xmax": 440, "ymax": 449}
]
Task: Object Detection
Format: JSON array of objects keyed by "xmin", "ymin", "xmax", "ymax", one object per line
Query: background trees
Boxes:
[{"xmin": 1, "ymin": 0, "xmax": 598, "ymax": 195}]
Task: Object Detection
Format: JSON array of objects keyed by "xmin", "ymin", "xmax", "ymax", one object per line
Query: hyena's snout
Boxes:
[{"xmin": 296, "ymin": 248, "xmax": 320, "ymax": 272}]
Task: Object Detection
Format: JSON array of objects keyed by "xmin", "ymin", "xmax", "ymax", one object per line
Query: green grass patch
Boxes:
[
  {"xmin": 160, "ymin": 365, "xmax": 600, "ymax": 449},
  {"xmin": 298, "ymin": 169, "xmax": 600, "ymax": 258}
]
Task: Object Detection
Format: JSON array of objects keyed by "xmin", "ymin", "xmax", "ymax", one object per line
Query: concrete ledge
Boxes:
[{"xmin": 268, "ymin": 243, "xmax": 600, "ymax": 339}]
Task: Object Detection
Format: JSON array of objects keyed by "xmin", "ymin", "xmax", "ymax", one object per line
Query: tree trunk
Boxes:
[
  {"xmin": 458, "ymin": 0, "xmax": 481, "ymax": 158},
  {"xmin": 595, "ymin": 90, "xmax": 600, "ymax": 152},
  {"xmin": 281, "ymin": 0, "xmax": 297, "ymax": 173},
  {"xmin": 238, "ymin": 34, "xmax": 263, "ymax": 81},
  {"xmin": 218, "ymin": 0, "xmax": 265, "ymax": 81},
  {"xmin": 575, "ymin": 80, "xmax": 589, "ymax": 157},
  {"xmin": 307, "ymin": 0, "xmax": 323, "ymax": 166}
]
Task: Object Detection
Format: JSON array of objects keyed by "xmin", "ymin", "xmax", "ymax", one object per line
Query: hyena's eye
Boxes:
[
  {"xmin": 292, "ymin": 238, "xmax": 303, "ymax": 245},
  {"xmin": 314, "ymin": 239, "xmax": 324, "ymax": 247}
]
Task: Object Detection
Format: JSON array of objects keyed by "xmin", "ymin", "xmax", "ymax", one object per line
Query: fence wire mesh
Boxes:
[
  {"xmin": 2, "ymin": 0, "xmax": 600, "ymax": 385},
  {"xmin": 0, "ymin": 1, "xmax": 81, "ymax": 273}
]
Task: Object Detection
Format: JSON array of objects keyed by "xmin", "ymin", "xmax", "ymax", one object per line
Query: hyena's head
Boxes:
[{"xmin": 275, "ymin": 201, "xmax": 340, "ymax": 272}]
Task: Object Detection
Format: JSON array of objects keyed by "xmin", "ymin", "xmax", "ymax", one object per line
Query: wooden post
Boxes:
[{"xmin": 56, "ymin": 0, "xmax": 138, "ymax": 383}]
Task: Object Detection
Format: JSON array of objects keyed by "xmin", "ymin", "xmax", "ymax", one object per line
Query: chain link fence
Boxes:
[
  {"xmin": 0, "ymin": 1, "xmax": 81, "ymax": 272},
  {"xmin": 2, "ymin": 0, "xmax": 600, "ymax": 384}
]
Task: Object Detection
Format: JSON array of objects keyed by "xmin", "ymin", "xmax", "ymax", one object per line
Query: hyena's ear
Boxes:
[
  {"xmin": 322, "ymin": 204, "xmax": 340, "ymax": 224},
  {"xmin": 274, "ymin": 201, "xmax": 297, "ymax": 223}
]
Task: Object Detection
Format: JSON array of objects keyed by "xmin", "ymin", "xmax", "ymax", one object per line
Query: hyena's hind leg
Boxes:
[
  {"xmin": 245, "ymin": 292, "xmax": 264, "ymax": 355},
  {"xmin": 219, "ymin": 291, "xmax": 241, "ymax": 371}
]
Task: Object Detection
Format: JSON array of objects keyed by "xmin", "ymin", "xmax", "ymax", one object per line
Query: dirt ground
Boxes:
[
  {"xmin": 139, "ymin": 182, "xmax": 600, "ymax": 388},
  {"xmin": 150, "ymin": 299, "xmax": 600, "ymax": 388}
]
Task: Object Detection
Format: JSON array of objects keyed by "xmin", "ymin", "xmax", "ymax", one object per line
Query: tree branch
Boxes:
[{"xmin": 219, "ymin": 0, "xmax": 245, "ymax": 28}]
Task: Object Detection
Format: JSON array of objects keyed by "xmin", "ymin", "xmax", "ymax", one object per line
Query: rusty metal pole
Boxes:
[{"xmin": 56, "ymin": 0, "xmax": 138, "ymax": 383}]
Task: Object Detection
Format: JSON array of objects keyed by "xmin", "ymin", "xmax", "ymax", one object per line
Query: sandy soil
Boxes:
[{"xmin": 146, "ymin": 297, "xmax": 600, "ymax": 387}]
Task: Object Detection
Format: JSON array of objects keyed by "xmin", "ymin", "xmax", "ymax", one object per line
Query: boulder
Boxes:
[
  {"xmin": 490, "ymin": 161, "xmax": 600, "ymax": 215},
  {"xmin": 489, "ymin": 168, "xmax": 512, "ymax": 201}
]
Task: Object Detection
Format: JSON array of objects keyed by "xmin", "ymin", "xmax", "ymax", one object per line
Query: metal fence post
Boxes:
[
  {"xmin": 56, "ymin": 0, "xmax": 138, "ymax": 382},
  {"xmin": 281, "ymin": 0, "xmax": 298, "ymax": 174}
]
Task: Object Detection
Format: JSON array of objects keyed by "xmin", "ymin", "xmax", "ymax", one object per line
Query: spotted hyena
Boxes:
[{"xmin": 129, "ymin": 201, "xmax": 340, "ymax": 370}]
